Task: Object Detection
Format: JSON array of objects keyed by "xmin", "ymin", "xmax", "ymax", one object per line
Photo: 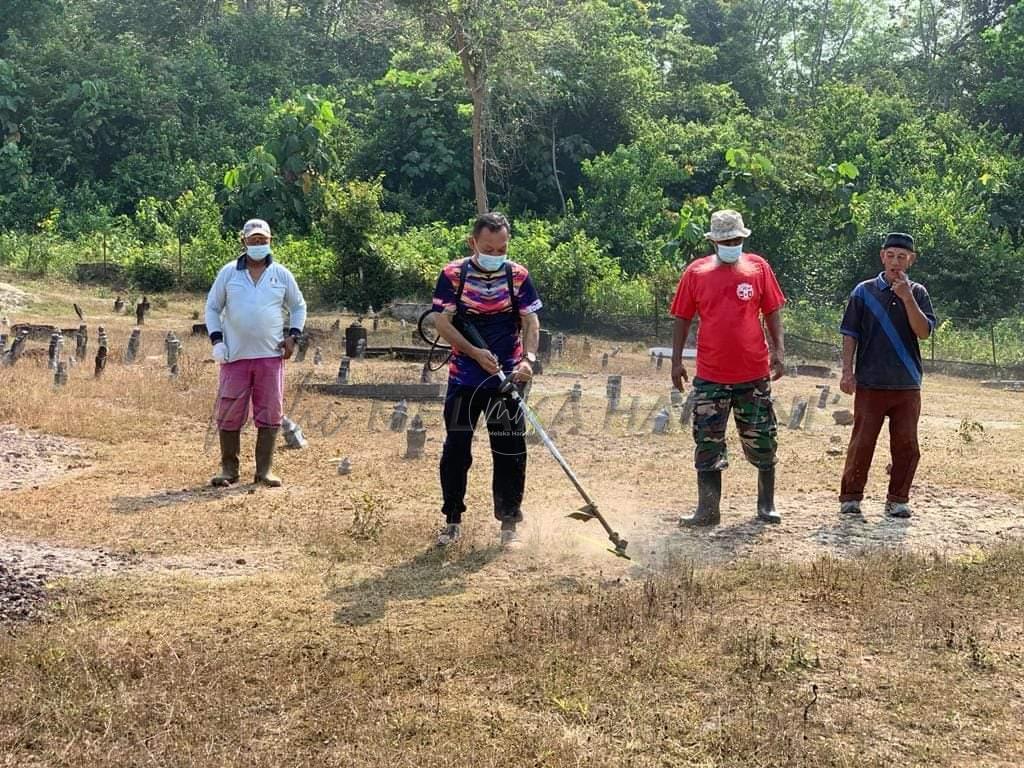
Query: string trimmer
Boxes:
[{"xmin": 424, "ymin": 313, "xmax": 629, "ymax": 559}]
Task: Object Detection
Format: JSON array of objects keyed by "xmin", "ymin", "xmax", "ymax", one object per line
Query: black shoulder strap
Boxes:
[
  {"xmin": 505, "ymin": 261, "xmax": 518, "ymax": 315},
  {"xmin": 454, "ymin": 258, "xmax": 471, "ymax": 311}
]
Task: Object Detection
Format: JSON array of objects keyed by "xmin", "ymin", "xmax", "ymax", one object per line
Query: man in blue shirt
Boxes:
[
  {"xmin": 430, "ymin": 212, "xmax": 543, "ymax": 548},
  {"xmin": 838, "ymin": 232, "xmax": 937, "ymax": 518}
]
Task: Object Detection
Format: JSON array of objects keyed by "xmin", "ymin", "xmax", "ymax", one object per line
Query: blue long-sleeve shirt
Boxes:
[{"xmin": 205, "ymin": 254, "xmax": 306, "ymax": 362}]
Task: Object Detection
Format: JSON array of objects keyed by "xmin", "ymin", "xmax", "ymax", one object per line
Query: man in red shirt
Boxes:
[{"xmin": 670, "ymin": 210, "xmax": 787, "ymax": 526}]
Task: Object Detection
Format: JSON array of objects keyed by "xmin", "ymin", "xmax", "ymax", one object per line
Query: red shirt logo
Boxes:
[{"xmin": 737, "ymin": 282, "xmax": 754, "ymax": 301}]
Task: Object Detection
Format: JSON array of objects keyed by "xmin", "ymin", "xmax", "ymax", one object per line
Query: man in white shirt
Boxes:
[{"xmin": 205, "ymin": 218, "xmax": 307, "ymax": 487}]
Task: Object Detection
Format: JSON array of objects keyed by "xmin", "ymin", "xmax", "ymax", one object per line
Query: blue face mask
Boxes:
[
  {"xmin": 476, "ymin": 253, "xmax": 506, "ymax": 271},
  {"xmin": 246, "ymin": 244, "xmax": 271, "ymax": 261},
  {"xmin": 716, "ymin": 244, "xmax": 742, "ymax": 264}
]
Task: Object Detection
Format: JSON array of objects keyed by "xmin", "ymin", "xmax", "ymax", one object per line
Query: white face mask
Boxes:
[
  {"xmin": 476, "ymin": 253, "xmax": 506, "ymax": 271},
  {"xmin": 246, "ymin": 244, "xmax": 271, "ymax": 261},
  {"xmin": 716, "ymin": 244, "xmax": 742, "ymax": 263}
]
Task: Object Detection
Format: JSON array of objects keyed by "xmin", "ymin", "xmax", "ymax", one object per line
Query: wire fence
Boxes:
[{"xmin": 545, "ymin": 308, "xmax": 1024, "ymax": 380}]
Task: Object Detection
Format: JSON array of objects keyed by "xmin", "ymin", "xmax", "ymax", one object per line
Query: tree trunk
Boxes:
[
  {"xmin": 552, "ymin": 121, "xmax": 566, "ymax": 213},
  {"xmin": 451, "ymin": 21, "xmax": 488, "ymax": 214}
]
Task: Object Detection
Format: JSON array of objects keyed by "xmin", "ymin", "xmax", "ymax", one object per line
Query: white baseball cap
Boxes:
[{"xmin": 242, "ymin": 218, "xmax": 272, "ymax": 238}]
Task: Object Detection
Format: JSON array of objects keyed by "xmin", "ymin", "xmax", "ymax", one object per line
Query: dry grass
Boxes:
[{"xmin": 1, "ymin": 274, "xmax": 1023, "ymax": 766}]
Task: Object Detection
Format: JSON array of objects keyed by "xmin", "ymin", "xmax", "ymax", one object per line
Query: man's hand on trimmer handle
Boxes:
[{"xmin": 471, "ymin": 347, "xmax": 500, "ymax": 374}]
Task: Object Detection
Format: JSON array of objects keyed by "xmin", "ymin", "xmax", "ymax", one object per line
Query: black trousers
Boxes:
[{"xmin": 440, "ymin": 385, "xmax": 527, "ymax": 524}]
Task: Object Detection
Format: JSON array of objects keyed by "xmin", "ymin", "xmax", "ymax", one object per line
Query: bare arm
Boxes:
[
  {"xmin": 433, "ymin": 311, "xmax": 498, "ymax": 374},
  {"xmin": 840, "ymin": 335, "xmax": 857, "ymax": 394},
  {"xmin": 892, "ymin": 273, "xmax": 931, "ymax": 339},
  {"xmin": 902, "ymin": 295, "xmax": 932, "ymax": 339},
  {"xmin": 519, "ymin": 312, "xmax": 540, "ymax": 357},
  {"xmin": 764, "ymin": 309, "xmax": 785, "ymax": 380},
  {"xmin": 671, "ymin": 316, "xmax": 693, "ymax": 391}
]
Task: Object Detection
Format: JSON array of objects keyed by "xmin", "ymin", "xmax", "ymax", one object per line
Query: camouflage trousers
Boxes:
[{"xmin": 691, "ymin": 377, "xmax": 778, "ymax": 471}]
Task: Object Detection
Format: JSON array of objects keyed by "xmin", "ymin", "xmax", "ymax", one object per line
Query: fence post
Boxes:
[{"xmin": 990, "ymin": 325, "xmax": 998, "ymax": 374}]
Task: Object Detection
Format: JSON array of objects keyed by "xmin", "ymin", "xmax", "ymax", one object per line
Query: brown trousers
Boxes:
[{"xmin": 840, "ymin": 388, "xmax": 921, "ymax": 504}]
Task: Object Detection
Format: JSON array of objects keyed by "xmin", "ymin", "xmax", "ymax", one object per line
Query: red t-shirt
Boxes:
[{"xmin": 669, "ymin": 252, "xmax": 786, "ymax": 384}]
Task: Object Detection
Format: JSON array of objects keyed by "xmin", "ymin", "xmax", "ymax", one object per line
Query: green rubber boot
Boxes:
[
  {"xmin": 679, "ymin": 471, "xmax": 722, "ymax": 527},
  {"xmin": 211, "ymin": 430, "xmax": 241, "ymax": 487},
  {"xmin": 254, "ymin": 427, "xmax": 282, "ymax": 487}
]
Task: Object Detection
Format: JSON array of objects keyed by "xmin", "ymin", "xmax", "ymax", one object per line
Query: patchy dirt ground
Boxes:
[
  {"xmin": 0, "ymin": 425, "xmax": 92, "ymax": 492},
  {"xmin": 1, "ymin": 277, "xmax": 1023, "ymax": 767},
  {"xmin": 0, "ymin": 281, "xmax": 30, "ymax": 314}
]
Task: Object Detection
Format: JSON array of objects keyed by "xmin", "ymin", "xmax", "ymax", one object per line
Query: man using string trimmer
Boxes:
[{"xmin": 430, "ymin": 212, "xmax": 543, "ymax": 548}]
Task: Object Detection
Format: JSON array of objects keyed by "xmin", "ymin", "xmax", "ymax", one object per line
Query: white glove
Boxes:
[{"xmin": 212, "ymin": 342, "xmax": 228, "ymax": 364}]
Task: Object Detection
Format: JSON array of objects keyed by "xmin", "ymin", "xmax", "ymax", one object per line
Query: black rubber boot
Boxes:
[
  {"xmin": 679, "ymin": 470, "xmax": 721, "ymax": 527},
  {"xmin": 756, "ymin": 466, "xmax": 781, "ymax": 524},
  {"xmin": 211, "ymin": 430, "xmax": 241, "ymax": 487},
  {"xmin": 254, "ymin": 427, "xmax": 282, "ymax": 487}
]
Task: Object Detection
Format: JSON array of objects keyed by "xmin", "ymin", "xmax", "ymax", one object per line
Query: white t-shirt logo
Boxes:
[{"xmin": 737, "ymin": 283, "xmax": 754, "ymax": 301}]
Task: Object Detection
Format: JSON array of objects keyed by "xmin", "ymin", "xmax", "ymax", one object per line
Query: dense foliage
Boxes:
[{"xmin": 1, "ymin": 0, "xmax": 1023, "ymax": 319}]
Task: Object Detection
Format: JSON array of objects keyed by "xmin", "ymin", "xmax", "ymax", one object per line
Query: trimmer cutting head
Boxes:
[{"xmin": 569, "ymin": 504, "xmax": 630, "ymax": 559}]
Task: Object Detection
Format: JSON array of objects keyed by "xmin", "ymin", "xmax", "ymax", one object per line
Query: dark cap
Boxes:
[{"xmin": 882, "ymin": 232, "xmax": 915, "ymax": 251}]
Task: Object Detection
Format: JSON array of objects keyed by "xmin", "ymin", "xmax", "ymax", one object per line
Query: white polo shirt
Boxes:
[{"xmin": 205, "ymin": 255, "xmax": 307, "ymax": 362}]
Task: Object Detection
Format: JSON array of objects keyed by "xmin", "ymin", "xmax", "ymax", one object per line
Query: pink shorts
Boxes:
[{"xmin": 215, "ymin": 357, "xmax": 284, "ymax": 430}]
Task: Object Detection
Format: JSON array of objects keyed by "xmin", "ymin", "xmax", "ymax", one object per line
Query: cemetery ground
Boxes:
[{"xmin": 1, "ymin": 274, "xmax": 1023, "ymax": 768}]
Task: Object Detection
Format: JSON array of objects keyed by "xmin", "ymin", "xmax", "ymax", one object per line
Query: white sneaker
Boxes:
[
  {"xmin": 885, "ymin": 502, "xmax": 912, "ymax": 519},
  {"xmin": 839, "ymin": 500, "xmax": 862, "ymax": 515},
  {"xmin": 436, "ymin": 523, "xmax": 461, "ymax": 547},
  {"xmin": 499, "ymin": 520, "xmax": 521, "ymax": 547}
]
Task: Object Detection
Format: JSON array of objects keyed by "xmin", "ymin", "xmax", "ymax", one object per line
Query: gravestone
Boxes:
[
  {"xmin": 3, "ymin": 331, "xmax": 28, "ymax": 367},
  {"xmin": 389, "ymin": 400, "xmax": 409, "ymax": 432},
  {"xmin": 420, "ymin": 362, "xmax": 432, "ymax": 384},
  {"xmin": 113, "ymin": 296, "xmax": 124, "ymax": 313},
  {"xmin": 538, "ymin": 329, "xmax": 552, "ymax": 364},
  {"xmin": 833, "ymin": 409, "xmax": 854, "ymax": 426},
  {"xmin": 554, "ymin": 333, "xmax": 566, "ymax": 359},
  {"xmin": 670, "ymin": 389, "xmax": 683, "ymax": 407},
  {"xmin": 281, "ymin": 416, "xmax": 308, "ymax": 449},
  {"xmin": 606, "ymin": 375, "xmax": 622, "ymax": 412},
  {"xmin": 167, "ymin": 338, "xmax": 181, "ymax": 371},
  {"xmin": 582, "ymin": 337, "xmax": 592, "ymax": 356},
  {"xmin": 295, "ymin": 335, "xmax": 309, "ymax": 363},
  {"xmin": 405, "ymin": 414, "xmax": 427, "ymax": 459},
  {"xmin": 48, "ymin": 332, "xmax": 62, "ymax": 370},
  {"xmin": 653, "ymin": 408, "xmax": 671, "ymax": 434},
  {"xmin": 355, "ymin": 338, "xmax": 367, "ymax": 359},
  {"xmin": 371, "ymin": 308, "xmax": 380, "ymax": 332},
  {"xmin": 337, "ymin": 357, "xmax": 351, "ymax": 385},
  {"xmin": 656, "ymin": 353, "xmax": 665, "ymax": 370},
  {"xmin": 601, "ymin": 352, "xmax": 609, "ymax": 369},
  {"xmin": 787, "ymin": 397, "xmax": 809, "ymax": 429},
  {"xmin": 345, "ymin": 321, "xmax": 367, "ymax": 358},
  {"xmin": 95, "ymin": 343, "xmax": 108, "ymax": 378},
  {"xmin": 53, "ymin": 361, "xmax": 68, "ymax": 387},
  {"xmin": 76, "ymin": 325, "xmax": 88, "ymax": 360},
  {"xmin": 135, "ymin": 301, "xmax": 146, "ymax": 325},
  {"xmin": 649, "ymin": 351, "xmax": 656, "ymax": 368},
  {"xmin": 817, "ymin": 385, "xmax": 831, "ymax": 409},
  {"xmin": 570, "ymin": 383, "xmax": 583, "ymax": 403},
  {"xmin": 0, "ymin": 333, "xmax": 7, "ymax": 357},
  {"xmin": 125, "ymin": 329, "xmax": 141, "ymax": 363},
  {"xmin": 313, "ymin": 347, "xmax": 323, "ymax": 366},
  {"xmin": 337, "ymin": 458, "xmax": 352, "ymax": 475}
]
